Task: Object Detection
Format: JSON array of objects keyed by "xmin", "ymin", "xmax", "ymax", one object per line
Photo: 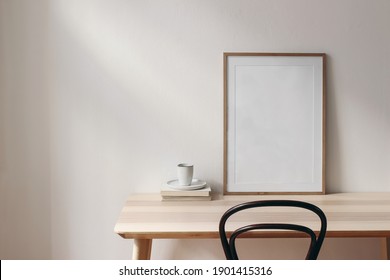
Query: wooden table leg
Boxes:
[
  {"xmin": 132, "ymin": 239, "xmax": 152, "ymax": 260},
  {"xmin": 381, "ymin": 237, "xmax": 390, "ymax": 260}
]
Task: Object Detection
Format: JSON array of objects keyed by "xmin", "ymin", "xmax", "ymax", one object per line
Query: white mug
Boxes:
[{"xmin": 177, "ymin": 163, "xmax": 194, "ymax": 186}]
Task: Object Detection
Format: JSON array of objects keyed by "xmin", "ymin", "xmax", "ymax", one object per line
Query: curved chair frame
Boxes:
[{"xmin": 219, "ymin": 200, "xmax": 327, "ymax": 260}]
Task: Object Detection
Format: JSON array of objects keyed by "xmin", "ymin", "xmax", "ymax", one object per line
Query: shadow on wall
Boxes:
[{"xmin": 0, "ymin": 0, "xmax": 51, "ymax": 259}]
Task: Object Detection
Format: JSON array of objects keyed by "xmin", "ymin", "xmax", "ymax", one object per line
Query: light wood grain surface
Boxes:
[{"xmin": 114, "ymin": 192, "xmax": 390, "ymax": 239}]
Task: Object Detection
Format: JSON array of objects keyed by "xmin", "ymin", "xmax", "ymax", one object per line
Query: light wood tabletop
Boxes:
[{"xmin": 114, "ymin": 192, "xmax": 390, "ymax": 260}]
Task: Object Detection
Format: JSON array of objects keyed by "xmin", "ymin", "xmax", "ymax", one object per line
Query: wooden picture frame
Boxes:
[{"xmin": 223, "ymin": 53, "xmax": 326, "ymax": 195}]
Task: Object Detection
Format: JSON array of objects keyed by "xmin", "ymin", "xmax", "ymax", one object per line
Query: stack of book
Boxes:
[{"xmin": 160, "ymin": 184, "xmax": 212, "ymax": 201}]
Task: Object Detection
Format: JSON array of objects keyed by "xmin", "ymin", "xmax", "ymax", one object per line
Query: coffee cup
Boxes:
[{"xmin": 177, "ymin": 163, "xmax": 194, "ymax": 186}]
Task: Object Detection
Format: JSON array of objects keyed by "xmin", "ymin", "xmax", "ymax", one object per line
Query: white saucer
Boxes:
[{"xmin": 166, "ymin": 179, "xmax": 207, "ymax": 190}]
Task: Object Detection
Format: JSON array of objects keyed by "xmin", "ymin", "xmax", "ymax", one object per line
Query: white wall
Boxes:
[{"xmin": 1, "ymin": 0, "xmax": 389, "ymax": 259}]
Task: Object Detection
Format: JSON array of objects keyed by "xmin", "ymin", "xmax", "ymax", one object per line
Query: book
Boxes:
[
  {"xmin": 160, "ymin": 185, "xmax": 211, "ymax": 197},
  {"xmin": 161, "ymin": 195, "xmax": 212, "ymax": 201}
]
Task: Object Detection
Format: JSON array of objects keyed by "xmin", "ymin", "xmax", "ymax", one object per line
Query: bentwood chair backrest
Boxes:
[{"xmin": 219, "ymin": 200, "xmax": 327, "ymax": 260}]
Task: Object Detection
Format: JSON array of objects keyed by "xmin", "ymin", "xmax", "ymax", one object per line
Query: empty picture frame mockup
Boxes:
[{"xmin": 223, "ymin": 53, "xmax": 326, "ymax": 195}]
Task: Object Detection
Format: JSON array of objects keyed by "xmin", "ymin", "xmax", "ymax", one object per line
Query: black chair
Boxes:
[{"xmin": 219, "ymin": 200, "xmax": 327, "ymax": 260}]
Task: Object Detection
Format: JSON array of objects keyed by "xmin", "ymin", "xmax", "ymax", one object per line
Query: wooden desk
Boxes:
[{"xmin": 114, "ymin": 192, "xmax": 390, "ymax": 260}]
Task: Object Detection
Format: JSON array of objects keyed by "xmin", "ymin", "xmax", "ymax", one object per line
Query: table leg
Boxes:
[
  {"xmin": 132, "ymin": 239, "xmax": 153, "ymax": 260},
  {"xmin": 381, "ymin": 237, "xmax": 390, "ymax": 260}
]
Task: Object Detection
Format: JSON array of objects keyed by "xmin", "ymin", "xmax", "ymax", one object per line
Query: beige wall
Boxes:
[{"xmin": 1, "ymin": 0, "xmax": 389, "ymax": 259}]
